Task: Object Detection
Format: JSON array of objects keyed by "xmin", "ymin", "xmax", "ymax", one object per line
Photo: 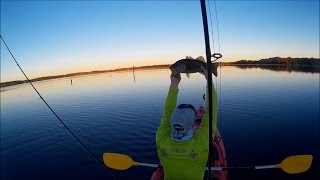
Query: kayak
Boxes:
[
  {"xmin": 209, "ymin": 128, "xmax": 228, "ymax": 180},
  {"xmin": 151, "ymin": 106, "xmax": 228, "ymax": 180}
]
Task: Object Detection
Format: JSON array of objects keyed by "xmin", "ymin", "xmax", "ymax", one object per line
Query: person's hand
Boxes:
[
  {"xmin": 200, "ymin": 66, "xmax": 208, "ymax": 80},
  {"xmin": 170, "ymin": 72, "xmax": 181, "ymax": 89}
]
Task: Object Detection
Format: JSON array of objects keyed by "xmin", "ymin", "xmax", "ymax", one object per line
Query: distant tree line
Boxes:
[
  {"xmin": 2, "ymin": 57, "xmax": 319, "ymax": 88},
  {"xmin": 232, "ymin": 64, "xmax": 320, "ymax": 73},
  {"xmin": 223, "ymin": 57, "xmax": 320, "ymax": 66}
]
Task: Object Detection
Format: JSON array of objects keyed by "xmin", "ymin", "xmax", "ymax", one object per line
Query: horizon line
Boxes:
[{"xmin": 1, "ymin": 56, "xmax": 319, "ymax": 86}]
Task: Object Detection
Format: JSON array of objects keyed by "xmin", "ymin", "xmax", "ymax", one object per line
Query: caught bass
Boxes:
[{"xmin": 170, "ymin": 57, "xmax": 219, "ymax": 77}]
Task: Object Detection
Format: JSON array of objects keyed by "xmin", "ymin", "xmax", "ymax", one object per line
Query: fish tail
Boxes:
[{"xmin": 211, "ymin": 62, "xmax": 219, "ymax": 77}]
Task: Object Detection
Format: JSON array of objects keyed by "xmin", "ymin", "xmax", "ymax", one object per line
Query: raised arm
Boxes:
[
  {"xmin": 195, "ymin": 66, "xmax": 218, "ymax": 149},
  {"xmin": 156, "ymin": 73, "xmax": 181, "ymax": 142}
]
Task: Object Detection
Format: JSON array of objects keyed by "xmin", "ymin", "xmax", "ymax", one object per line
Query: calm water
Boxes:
[{"xmin": 1, "ymin": 66, "xmax": 319, "ymax": 180}]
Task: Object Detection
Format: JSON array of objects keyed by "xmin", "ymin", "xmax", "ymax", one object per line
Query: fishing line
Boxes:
[
  {"xmin": 207, "ymin": 0, "xmax": 221, "ymax": 54},
  {"xmin": 207, "ymin": 0, "xmax": 218, "ymax": 121},
  {"xmin": 219, "ymin": 60, "xmax": 222, "ymax": 124},
  {"xmin": 207, "ymin": 0, "xmax": 222, "ymax": 124},
  {"xmin": 213, "ymin": 0, "xmax": 221, "ymax": 53},
  {"xmin": 0, "ymin": 35, "xmax": 118, "ymax": 179},
  {"xmin": 213, "ymin": 0, "xmax": 223, "ymax": 125},
  {"xmin": 207, "ymin": 0, "xmax": 216, "ymax": 53}
]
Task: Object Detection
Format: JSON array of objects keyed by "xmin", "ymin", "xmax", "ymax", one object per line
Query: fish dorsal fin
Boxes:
[
  {"xmin": 196, "ymin": 56, "xmax": 205, "ymax": 62},
  {"xmin": 186, "ymin": 73, "xmax": 191, "ymax": 78}
]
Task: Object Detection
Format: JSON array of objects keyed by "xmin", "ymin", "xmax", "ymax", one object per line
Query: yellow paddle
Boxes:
[
  {"xmin": 275, "ymin": 155, "xmax": 313, "ymax": 174},
  {"xmin": 103, "ymin": 153, "xmax": 313, "ymax": 174},
  {"xmin": 103, "ymin": 153, "xmax": 158, "ymax": 170}
]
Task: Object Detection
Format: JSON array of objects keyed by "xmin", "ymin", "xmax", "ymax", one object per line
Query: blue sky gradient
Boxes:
[{"xmin": 1, "ymin": 1, "xmax": 319, "ymax": 82}]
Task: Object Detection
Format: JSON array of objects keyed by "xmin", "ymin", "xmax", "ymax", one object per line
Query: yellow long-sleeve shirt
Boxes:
[{"xmin": 156, "ymin": 85, "xmax": 217, "ymax": 180}]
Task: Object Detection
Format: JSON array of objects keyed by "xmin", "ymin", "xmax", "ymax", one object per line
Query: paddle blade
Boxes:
[
  {"xmin": 103, "ymin": 153, "xmax": 136, "ymax": 170},
  {"xmin": 277, "ymin": 155, "xmax": 313, "ymax": 174}
]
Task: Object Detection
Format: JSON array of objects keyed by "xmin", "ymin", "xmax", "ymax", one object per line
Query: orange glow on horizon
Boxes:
[{"xmin": 2, "ymin": 53, "xmax": 315, "ymax": 83}]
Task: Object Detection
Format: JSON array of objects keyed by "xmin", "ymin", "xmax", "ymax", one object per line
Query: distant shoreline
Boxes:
[
  {"xmin": 1, "ymin": 57, "xmax": 319, "ymax": 88},
  {"xmin": 0, "ymin": 65, "xmax": 170, "ymax": 88}
]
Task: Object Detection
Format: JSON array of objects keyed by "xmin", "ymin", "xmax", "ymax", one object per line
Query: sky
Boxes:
[{"xmin": 1, "ymin": 0, "xmax": 319, "ymax": 82}]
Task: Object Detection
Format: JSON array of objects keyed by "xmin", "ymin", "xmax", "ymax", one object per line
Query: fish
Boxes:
[{"xmin": 169, "ymin": 56, "xmax": 219, "ymax": 77}]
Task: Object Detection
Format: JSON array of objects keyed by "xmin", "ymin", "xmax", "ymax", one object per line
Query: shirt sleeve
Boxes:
[
  {"xmin": 156, "ymin": 86, "xmax": 179, "ymax": 142},
  {"xmin": 195, "ymin": 83, "xmax": 217, "ymax": 149}
]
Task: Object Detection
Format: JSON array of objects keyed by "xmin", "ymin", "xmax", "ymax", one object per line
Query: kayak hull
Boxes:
[{"xmin": 211, "ymin": 128, "xmax": 228, "ymax": 180}]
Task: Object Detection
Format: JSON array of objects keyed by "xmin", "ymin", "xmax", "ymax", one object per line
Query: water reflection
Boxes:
[
  {"xmin": 133, "ymin": 65, "xmax": 136, "ymax": 84},
  {"xmin": 231, "ymin": 64, "xmax": 320, "ymax": 73},
  {"xmin": 1, "ymin": 66, "xmax": 319, "ymax": 180}
]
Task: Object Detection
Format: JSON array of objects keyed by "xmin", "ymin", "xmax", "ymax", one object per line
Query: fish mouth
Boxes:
[
  {"xmin": 169, "ymin": 66, "xmax": 180, "ymax": 74},
  {"xmin": 170, "ymin": 63, "xmax": 186, "ymax": 74},
  {"xmin": 170, "ymin": 69, "xmax": 180, "ymax": 75}
]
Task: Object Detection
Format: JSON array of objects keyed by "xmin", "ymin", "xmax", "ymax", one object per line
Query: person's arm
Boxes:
[
  {"xmin": 196, "ymin": 84, "xmax": 217, "ymax": 146},
  {"xmin": 156, "ymin": 73, "xmax": 181, "ymax": 142},
  {"xmin": 196, "ymin": 66, "xmax": 218, "ymax": 149}
]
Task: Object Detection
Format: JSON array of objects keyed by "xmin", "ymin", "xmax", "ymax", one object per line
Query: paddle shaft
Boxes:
[
  {"xmin": 137, "ymin": 162, "xmax": 158, "ymax": 168},
  {"xmin": 136, "ymin": 162, "xmax": 277, "ymax": 171},
  {"xmin": 255, "ymin": 165, "xmax": 277, "ymax": 169},
  {"xmin": 208, "ymin": 165, "xmax": 276, "ymax": 171}
]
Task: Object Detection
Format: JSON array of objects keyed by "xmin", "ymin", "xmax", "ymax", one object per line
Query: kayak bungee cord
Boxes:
[
  {"xmin": 0, "ymin": 35, "xmax": 118, "ymax": 179},
  {"xmin": 200, "ymin": 0, "xmax": 222, "ymax": 179}
]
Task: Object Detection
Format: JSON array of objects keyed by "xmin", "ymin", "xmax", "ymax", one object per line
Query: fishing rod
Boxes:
[
  {"xmin": 0, "ymin": 35, "xmax": 117, "ymax": 179},
  {"xmin": 199, "ymin": 0, "xmax": 222, "ymax": 179}
]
